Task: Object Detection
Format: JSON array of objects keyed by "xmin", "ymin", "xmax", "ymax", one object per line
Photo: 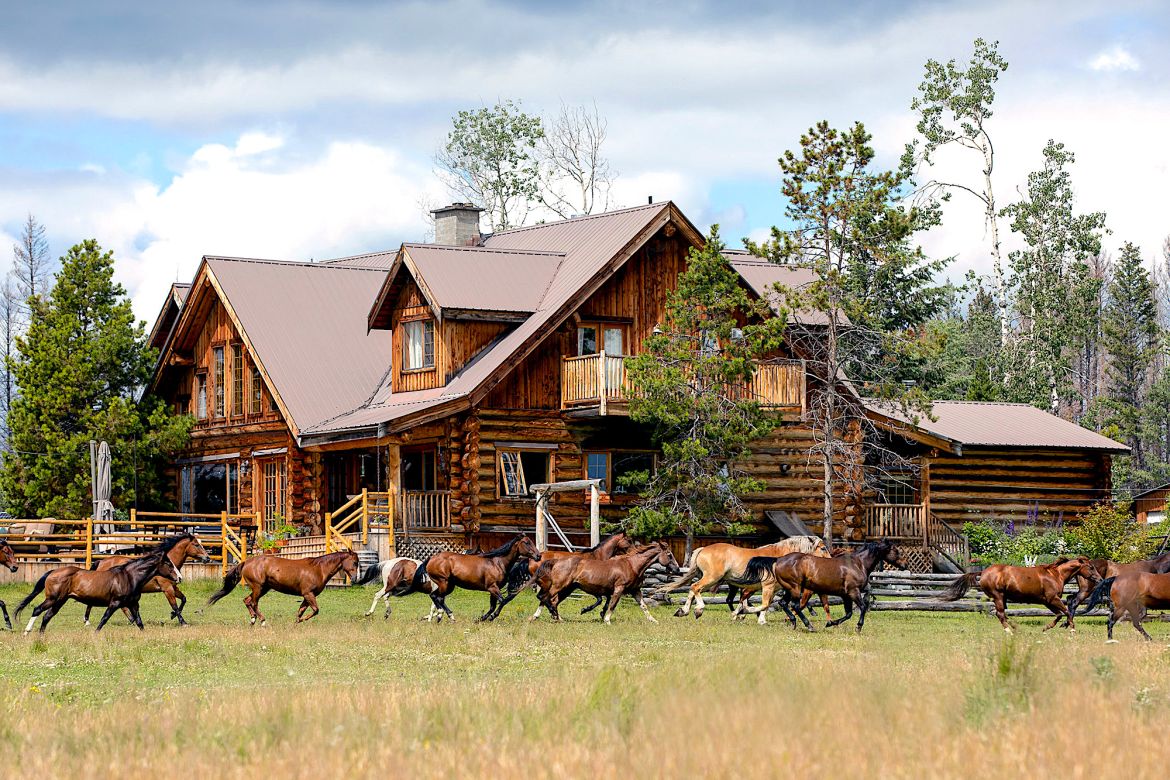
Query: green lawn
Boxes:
[{"xmin": 0, "ymin": 580, "xmax": 1167, "ymax": 778}]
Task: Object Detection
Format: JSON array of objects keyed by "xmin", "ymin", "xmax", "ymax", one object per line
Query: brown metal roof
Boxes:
[
  {"xmin": 320, "ymin": 251, "xmax": 398, "ymax": 270},
  {"xmin": 868, "ymin": 399, "xmax": 1128, "ymax": 452},
  {"xmin": 205, "ymin": 257, "xmax": 392, "ymax": 433},
  {"xmin": 725, "ymin": 253, "xmax": 831, "ymax": 325},
  {"xmin": 148, "ymin": 282, "xmax": 192, "ymax": 351},
  {"xmin": 401, "ymin": 243, "xmax": 563, "ymax": 313}
]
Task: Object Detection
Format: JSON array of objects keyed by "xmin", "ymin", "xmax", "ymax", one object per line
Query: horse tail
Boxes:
[
  {"xmin": 939, "ymin": 572, "xmax": 978, "ymax": 602},
  {"xmin": 736, "ymin": 556, "xmax": 777, "ymax": 586},
  {"xmin": 505, "ymin": 558, "xmax": 534, "ymax": 595},
  {"xmin": 14, "ymin": 571, "xmax": 50, "ymax": 617},
  {"xmin": 355, "ymin": 560, "xmax": 385, "ymax": 587},
  {"xmin": 206, "ymin": 562, "xmax": 244, "ymax": 606},
  {"xmin": 1081, "ymin": 576, "xmax": 1116, "ymax": 615},
  {"xmin": 655, "ymin": 547, "xmax": 704, "ymax": 593},
  {"xmin": 392, "ymin": 557, "xmax": 431, "ymax": 597}
]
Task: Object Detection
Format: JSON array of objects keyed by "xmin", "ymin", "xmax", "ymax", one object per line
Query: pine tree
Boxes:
[{"xmin": 0, "ymin": 240, "xmax": 192, "ymax": 518}]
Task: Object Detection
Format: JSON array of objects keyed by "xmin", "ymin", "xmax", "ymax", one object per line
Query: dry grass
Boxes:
[{"xmin": 1, "ymin": 580, "xmax": 1168, "ymax": 779}]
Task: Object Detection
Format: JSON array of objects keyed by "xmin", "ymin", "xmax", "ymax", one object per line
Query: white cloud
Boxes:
[{"xmin": 1089, "ymin": 45, "xmax": 1140, "ymax": 72}]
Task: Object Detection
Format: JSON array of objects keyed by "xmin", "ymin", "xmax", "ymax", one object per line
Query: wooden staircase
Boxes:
[{"xmin": 863, "ymin": 503, "xmax": 970, "ymax": 573}]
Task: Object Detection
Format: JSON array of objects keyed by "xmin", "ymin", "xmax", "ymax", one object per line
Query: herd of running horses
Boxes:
[{"xmin": 1, "ymin": 531, "xmax": 1168, "ymax": 641}]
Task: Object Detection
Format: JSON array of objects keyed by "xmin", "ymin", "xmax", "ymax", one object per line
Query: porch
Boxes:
[
  {"xmin": 560, "ymin": 352, "xmax": 806, "ymax": 416},
  {"xmin": 862, "ymin": 503, "xmax": 970, "ymax": 572}
]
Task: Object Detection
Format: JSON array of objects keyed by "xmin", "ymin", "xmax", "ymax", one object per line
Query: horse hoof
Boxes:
[
  {"xmin": 1105, "ymin": 639, "xmax": 1119, "ymax": 644},
  {"xmin": 673, "ymin": 608, "xmax": 686, "ymax": 618}
]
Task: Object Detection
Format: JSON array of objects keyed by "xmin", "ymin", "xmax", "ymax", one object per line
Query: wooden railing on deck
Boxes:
[
  {"xmin": 863, "ymin": 503, "xmax": 970, "ymax": 569},
  {"xmin": 397, "ymin": 490, "xmax": 452, "ymax": 533}
]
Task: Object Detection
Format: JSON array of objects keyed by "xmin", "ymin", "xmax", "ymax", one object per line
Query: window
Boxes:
[
  {"xmin": 584, "ymin": 450, "xmax": 656, "ymax": 495},
  {"xmin": 402, "ymin": 319, "xmax": 435, "ymax": 370},
  {"xmin": 250, "ymin": 365, "xmax": 263, "ymax": 415},
  {"xmin": 261, "ymin": 459, "xmax": 287, "ymax": 527},
  {"xmin": 586, "ymin": 452, "xmax": 609, "ymax": 491},
  {"xmin": 879, "ymin": 475, "xmax": 916, "ymax": 505},
  {"xmin": 497, "ymin": 449, "xmax": 551, "ymax": 498},
  {"xmin": 213, "ymin": 346, "xmax": 225, "ymax": 417},
  {"xmin": 576, "ymin": 323, "xmax": 625, "ymax": 356},
  {"xmin": 231, "ymin": 344, "xmax": 244, "ymax": 415},
  {"xmin": 401, "ymin": 448, "xmax": 437, "ymax": 492},
  {"xmin": 179, "ymin": 461, "xmax": 240, "ymax": 515},
  {"xmin": 196, "ymin": 375, "xmax": 207, "ymax": 419}
]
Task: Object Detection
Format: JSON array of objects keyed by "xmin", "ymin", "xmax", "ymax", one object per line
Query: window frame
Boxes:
[
  {"xmin": 212, "ymin": 345, "xmax": 226, "ymax": 418},
  {"xmin": 250, "ymin": 364, "xmax": 263, "ymax": 415},
  {"xmin": 582, "ymin": 449, "xmax": 656, "ymax": 498},
  {"xmin": 230, "ymin": 344, "xmax": 244, "ymax": 417},
  {"xmin": 576, "ymin": 321, "xmax": 628, "ymax": 357},
  {"xmin": 496, "ymin": 447, "xmax": 553, "ymax": 500},
  {"xmin": 401, "ymin": 317, "xmax": 436, "ymax": 372},
  {"xmin": 195, "ymin": 373, "xmax": 208, "ymax": 420}
]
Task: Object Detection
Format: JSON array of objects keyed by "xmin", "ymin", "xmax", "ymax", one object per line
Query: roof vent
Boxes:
[{"xmin": 431, "ymin": 203, "xmax": 484, "ymax": 246}]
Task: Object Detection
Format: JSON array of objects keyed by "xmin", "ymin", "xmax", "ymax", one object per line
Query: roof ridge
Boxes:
[
  {"xmin": 488, "ymin": 202, "xmax": 665, "ymax": 238},
  {"xmin": 206, "ymin": 256, "xmax": 385, "ymax": 272},
  {"xmin": 403, "ymin": 243, "xmax": 565, "ymax": 257},
  {"xmin": 320, "ymin": 250, "xmax": 396, "ymax": 265}
]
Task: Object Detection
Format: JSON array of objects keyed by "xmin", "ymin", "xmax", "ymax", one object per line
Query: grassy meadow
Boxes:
[{"xmin": 0, "ymin": 579, "xmax": 1167, "ymax": 779}]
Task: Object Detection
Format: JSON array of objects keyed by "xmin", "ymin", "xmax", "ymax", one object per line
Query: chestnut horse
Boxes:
[
  {"xmin": 517, "ymin": 532, "xmax": 636, "ymax": 620},
  {"xmin": 658, "ymin": 536, "xmax": 829, "ymax": 619},
  {"xmin": 83, "ymin": 532, "xmax": 212, "ymax": 626},
  {"xmin": 1082, "ymin": 572, "xmax": 1170, "ymax": 641},
  {"xmin": 533, "ymin": 541, "xmax": 681, "ymax": 624},
  {"xmin": 207, "ymin": 550, "xmax": 359, "ymax": 625},
  {"xmin": 739, "ymin": 539, "xmax": 905, "ymax": 631},
  {"xmin": 401, "ymin": 535, "xmax": 540, "ymax": 622},
  {"xmin": 941, "ymin": 556, "xmax": 1100, "ymax": 633},
  {"xmin": 1, "ymin": 541, "xmax": 19, "ymax": 629},
  {"xmin": 1066, "ymin": 551, "xmax": 1170, "ymax": 614},
  {"xmin": 15, "ymin": 539, "xmax": 181, "ymax": 633},
  {"xmin": 355, "ymin": 556, "xmax": 438, "ymax": 618}
]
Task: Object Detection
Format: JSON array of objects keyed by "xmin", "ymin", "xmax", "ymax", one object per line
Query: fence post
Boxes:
[
  {"xmin": 84, "ymin": 517, "xmax": 93, "ymax": 569},
  {"xmin": 220, "ymin": 511, "xmax": 228, "ymax": 575},
  {"xmin": 598, "ymin": 350, "xmax": 607, "ymax": 416},
  {"xmin": 361, "ymin": 488, "xmax": 369, "ymax": 545},
  {"xmin": 129, "ymin": 507, "xmax": 137, "ymax": 535},
  {"xmin": 325, "ymin": 511, "xmax": 333, "ymax": 553}
]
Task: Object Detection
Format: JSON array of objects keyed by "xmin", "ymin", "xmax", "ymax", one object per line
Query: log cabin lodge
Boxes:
[{"xmin": 148, "ymin": 201, "xmax": 1127, "ymax": 571}]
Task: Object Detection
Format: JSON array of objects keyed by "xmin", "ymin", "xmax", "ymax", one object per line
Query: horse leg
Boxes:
[
  {"xmin": 820, "ymin": 594, "xmax": 833, "ymax": 621},
  {"xmin": 128, "ymin": 601, "xmax": 145, "ymax": 630},
  {"xmin": 1041, "ymin": 597, "xmax": 1071, "ymax": 632},
  {"xmin": 24, "ymin": 600, "xmax": 50, "ymax": 634},
  {"xmin": 83, "ymin": 605, "xmax": 92, "ymax": 627},
  {"xmin": 1131, "ymin": 605, "xmax": 1153, "ymax": 641},
  {"xmin": 725, "ymin": 585, "xmax": 739, "ymax": 613},
  {"xmin": 479, "ymin": 588, "xmax": 501, "ymax": 622},
  {"xmin": 602, "ymin": 588, "xmax": 624, "ymax": 624},
  {"xmin": 634, "ymin": 588, "xmax": 658, "ymax": 624},
  {"xmin": 991, "ymin": 594, "xmax": 1012, "ymax": 634},
  {"xmin": 579, "ymin": 596, "xmax": 604, "ymax": 615},
  {"xmin": 169, "ymin": 584, "xmax": 188, "ymax": 625},
  {"xmin": 0, "ymin": 599, "xmax": 9, "ymax": 630},
  {"xmin": 94, "ymin": 603, "xmax": 119, "ymax": 632},
  {"xmin": 252, "ymin": 588, "xmax": 270, "ymax": 627},
  {"xmin": 296, "ymin": 592, "xmax": 321, "ymax": 623},
  {"xmin": 855, "ymin": 590, "xmax": 871, "ymax": 633},
  {"xmin": 826, "ymin": 595, "xmax": 854, "ymax": 629},
  {"xmin": 1106, "ymin": 605, "xmax": 1119, "ymax": 642},
  {"xmin": 689, "ymin": 573, "xmax": 720, "ymax": 619},
  {"xmin": 774, "ymin": 594, "xmax": 799, "ymax": 629},
  {"xmin": 366, "ymin": 582, "xmax": 387, "ymax": 616}
]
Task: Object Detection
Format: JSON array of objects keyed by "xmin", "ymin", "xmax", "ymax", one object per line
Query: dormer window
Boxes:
[{"xmin": 403, "ymin": 318, "xmax": 435, "ymax": 371}]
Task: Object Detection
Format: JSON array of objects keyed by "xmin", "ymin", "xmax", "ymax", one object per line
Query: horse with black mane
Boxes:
[
  {"xmin": 1065, "ymin": 551, "xmax": 1170, "ymax": 615},
  {"xmin": 512, "ymin": 531, "xmax": 635, "ymax": 620},
  {"xmin": 15, "ymin": 536, "xmax": 182, "ymax": 634},
  {"xmin": 356, "ymin": 556, "xmax": 438, "ymax": 618},
  {"xmin": 532, "ymin": 540, "xmax": 680, "ymax": 623},
  {"xmin": 83, "ymin": 531, "xmax": 212, "ymax": 627},
  {"xmin": 397, "ymin": 535, "xmax": 540, "ymax": 622},
  {"xmin": 207, "ymin": 549, "xmax": 359, "ymax": 625},
  {"xmin": 738, "ymin": 540, "xmax": 905, "ymax": 631},
  {"xmin": 0, "ymin": 541, "xmax": 19, "ymax": 629},
  {"xmin": 940, "ymin": 556, "xmax": 1099, "ymax": 633},
  {"xmin": 1081, "ymin": 571, "xmax": 1170, "ymax": 641}
]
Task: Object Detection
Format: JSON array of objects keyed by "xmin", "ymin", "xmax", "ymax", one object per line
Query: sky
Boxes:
[{"xmin": 0, "ymin": 0, "xmax": 1167, "ymax": 323}]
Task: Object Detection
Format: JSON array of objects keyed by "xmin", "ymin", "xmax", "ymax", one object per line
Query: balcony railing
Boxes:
[
  {"xmin": 561, "ymin": 352, "xmax": 806, "ymax": 414},
  {"xmin": 397, "ymin": 489, "xmax": 452, "ymax": 533},
  {"xmin": 863, "ymin": 502, "xmax": 970, "ymax": 570}
]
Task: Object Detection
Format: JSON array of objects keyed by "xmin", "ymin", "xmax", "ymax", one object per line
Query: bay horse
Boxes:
[
  {"xmin": 83, "ymin": 532, "xmax": 212, "ymax": 626},
  {"xmin": 1, "ymin": 541, "xmax": 19, "ymax": 629},
  {"xmin": 1082, "ymin": 572, "xmax": 1170, "ymax": 641},
  {"xmin": 207, "ymin": 549, "xmax": 359, "ymax": 625},
  {"xmin": 1066, "ymin": 551, "xmax": 1170, "ymax": 614},
  {"xmin": 15, "ymin": 539, "xmax": 182, "ymax": 634},
  {"xmin": 400, "ymin": 535, "xmax": 540, "ymax": 622},
  {"xmin": 355, "ymin": 556, "xmax": 438, "ymax": 618},
  {"xmin": 532, "ymin": 541, "xmax": 681, "ymax": 624},
  {"xmin": 940, "ymin": 556, "xmax": 1099, "ymax": 633},
  {"xmin": 658, "ymin": 536, "xmax": 829, "ymax": 619},
  {"xmin": 514, "ymin": 532, "xmax": 636, "ymax": 620},
  {"xmin": 739, "ymin": 539, "xmax": 905, "ymax": 631}
]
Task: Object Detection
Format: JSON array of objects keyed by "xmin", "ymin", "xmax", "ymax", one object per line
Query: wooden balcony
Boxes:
[
  {"xmin": 560, "ymin": 352, "xmax": 806, "ymax": 416},
  {"xmin": 397, "ymin": 489, "xmax": 453, "ymax": 533},
  {"xmin": 863, "ymin": 503, "xmax": 969, "ymax": 570}
]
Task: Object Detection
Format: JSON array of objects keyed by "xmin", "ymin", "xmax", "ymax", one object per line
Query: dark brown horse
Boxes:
[
  {"xmin": 83, "ymin": 532, "xmax": 212, "ymax": 626},
  {"xmin": 401, "ymin": 535, "xmax": 541, "ymax": 622},
  {"xmin": 355, "ymin": 556, "xmax": 438, "ymax": 618},
  {"xmin": 207, "ymin": 550, "xmax": 359, "ymax": 625},
  {"xmin": 1066, "ymin": 552, "xmax": 1170, "ymax": 614},
  {"xmin": 941, "ymin": 556, "xmax": 1100, "ymax": 633},
  {"xmin": 739, "ymin": 540, "xmax": 905, "ymax": 632},
  {"xmin": 0, "ymin": 541, "xmax": 19, "ymax": 629},
  {"xmin": 516, "ymin": 532, "xmax": 636, "ymax": 620},
  {"xmin": 1083, "ymin": 572, "xmax": 1170, "ymax": 641},
  {"xmin": 15, "ymin": 539, "xmax": 182, "ymax": 634},
  {"xmin": 532, "ymin": 541, "xmax": 681, "ymax": 624}
]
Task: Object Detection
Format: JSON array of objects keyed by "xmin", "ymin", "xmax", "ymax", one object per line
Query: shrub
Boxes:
[{"xmin": 1069, "ymin": 502, "xmax": 1149, "ymax": 563}]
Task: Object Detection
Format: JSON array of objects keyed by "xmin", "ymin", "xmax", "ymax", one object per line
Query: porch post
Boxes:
[
  {"xmin": 598, "ymin": 349, "xmax": 608, "ymax": 416},
  {"xmin": 921, "ymin": 457, "xmax": 931, "ymax": 548},
  {"xmin": 361, "ymin": 487, "xmax": 369, "ymax": 545},
  {"xmin": 84, "ymin": 517, "xmax": 93, "ymax": 570},
  {"xmin": 325, "ymin": 511, "xmax": 333, "ymax": 553},
  {"xmin": 220, "ymin": 512, "xmax": 228, "ymax": 575},
  {"xmin": 535, "ymin": 491, "xmax": 548, "ymax": 552},
  {"xmin": 589, "ymin": 482, "xmax": 601, "ymax": 547}
]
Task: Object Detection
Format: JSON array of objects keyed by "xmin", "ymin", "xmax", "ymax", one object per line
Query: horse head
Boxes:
[
  {"xmin": 1068, "ymin": 555, "xmax": 1101, "ymax": 583},
  {"xmin": 873, "ymin": 539, "xmax": 907, "ymax": 571},
  {"xmin": 340, "ymin": 550, "xmax": 360, "ymax": 580},
  {"xmin": 0, "ymin": 541, "xmax": 17, "ymax": 573},
  {"xmin": 184, "ymin": 533, "xmax": 213, "ymax": 564},
  {"xmin": 516, "ymin": 535, "xmax": 541, "ymax": 563},
  {"xmin": 152, "ymin": 553, "xmax": 182, "ymax": 584},
  {"xmin": 606, "ymin": 531, "xmax": 635, "ymax": 556},
  {"xmin": 654, "ymin": 541, "xmax": 682, "ymax": 577}
]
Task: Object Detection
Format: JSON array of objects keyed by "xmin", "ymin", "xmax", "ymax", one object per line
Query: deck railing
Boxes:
[
  {"xmin": 397, "ymin": 489, "xmax": 453, "ymax": 533},
  {"xmin": 561, "ymin": 353, "xmax": 805, "ymax": 412},
  {"xmin": 863, "ymin": 502, "xmax": 970, "ymax": 569}
]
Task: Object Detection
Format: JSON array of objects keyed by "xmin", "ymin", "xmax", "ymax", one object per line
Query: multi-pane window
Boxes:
[
  {"xmin": 196, "ymin": 375, "xmax": 208, "ymax": 419},
  {"xmin": 250, "ymin": 366, "xmax": 263, "ymax": 415},
  {"xmin": 576, "ymin": 323, "xmax": 625, "ymax": 356},
  {"xmin": 231, "ymin": 344, "xmax": 244, "ymax": 415},
  {"xmin": 212, "ymin": 346, "xmax": 225, "ymax": 417},
  {"xmin": 497, "ymin": 448, "xmax": 551, "ymax": 498},
  {"xmin": 586, "ymin": 452, "xmax": 609, "ymax": 491},
  {"xmin": 261, "ymin": 459, "xmax": 287, "ymax": 529},
  {"xmin": 583, "ymin": 451, "xmax": 656, "ymax": 495},
  {"xmin": 402, "ymin": 319, "xmax": 435, "ymax": 370}
]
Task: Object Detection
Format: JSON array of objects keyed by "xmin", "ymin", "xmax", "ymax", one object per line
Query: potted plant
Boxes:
[{"xmin": 257, "ymin": 517, "xmax": 299, "ymax": 554}]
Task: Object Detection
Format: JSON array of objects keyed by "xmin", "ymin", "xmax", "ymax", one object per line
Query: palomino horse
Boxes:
[
  {"xmin": 0, "ymin": 541, "xmax": 19, "ymax": 629},
  {"xmin": 355, "ymin": 556, "xmax": 438, "ymax": 618},
  {"xmin": 207, "ymin": 550, "xmax": 359, "ymax": 625},
  {"xmin": 532, "ymin": 541, "xmax": 681, "ymax": 624},
  {"xmin": 83, "ymin": 532, "xmax": 212, "ymax": 626},
  {"xmin": 400, "ymin": 535, "xmax": 541, "ymax": 622},
  {"xmin": 1066, "ymin": 551, "xmax": 1170, "ymax": 614},
  {"xmin": 940, "ymin": 556, "xmax": 1100, "ymax": 633},
  {"xmin": 15, "ymin": 539, "xmax": 182, "ymax": 633},
  {"xmin": 1083, "ymin": 572, "xmax": 1170, "ymax": 641},
  {"xmin": 516, "ymin": 532, "xmax": 636, "ymax": 620},
  {"xmin": 739, "ymin": 539, "xmax": 905, "ymax": 631},
  {"xmin": 659, "ymin": 536, "xmax": 828, "ymax": 619}
]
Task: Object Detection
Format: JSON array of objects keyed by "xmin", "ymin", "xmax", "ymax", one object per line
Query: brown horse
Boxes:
[
  {"xmin": 401, "ymin": 535, "xmax": 541, "ymax": 622},
  {"xmin": 83, "ymin": 532, "xmax": 212, "ymax": 626},
  {"xmin": 739, "ymin": 539, "xmax": 905, "ymax": 631},
  {"xmin": 941, "ymin": 556, "xmax": 1100, "ymax": 633},
  {"xmin": 207, "ymin": 550, "xmax": 359, "ymax": 625},
  {"xmin": 1083, "ymin": 572, "xmax": 1170, "ymax": 641},
  {"xmin": 517, "ymin": 532, "xmax": 636, "ymax": 620},
  {"xmin": 1, "ymin": 541, "xmax": 19, "ymax": 629},
  {"xmin": 533, "ymin": 541, "xmax": 681, "ymax": 624},
  {"xmin": 658, "ymin": 536, "xmax": 830, "ymax": 619},
  {"xmin": 355, "ymin": 556, "xmax": 438, "ymax": 618},
  {"xmin": 1066, "ymin": 551, "xmax": 1170, "ymax": 614},
  {"xmin": 15, "ymin": 540, "xmax": 182, "ymax": 634}
]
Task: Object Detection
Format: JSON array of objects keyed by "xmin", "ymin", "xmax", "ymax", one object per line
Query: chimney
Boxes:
[{"xmin": 431, "ymin": 203, "xmax": 484, "ymax": 246}]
